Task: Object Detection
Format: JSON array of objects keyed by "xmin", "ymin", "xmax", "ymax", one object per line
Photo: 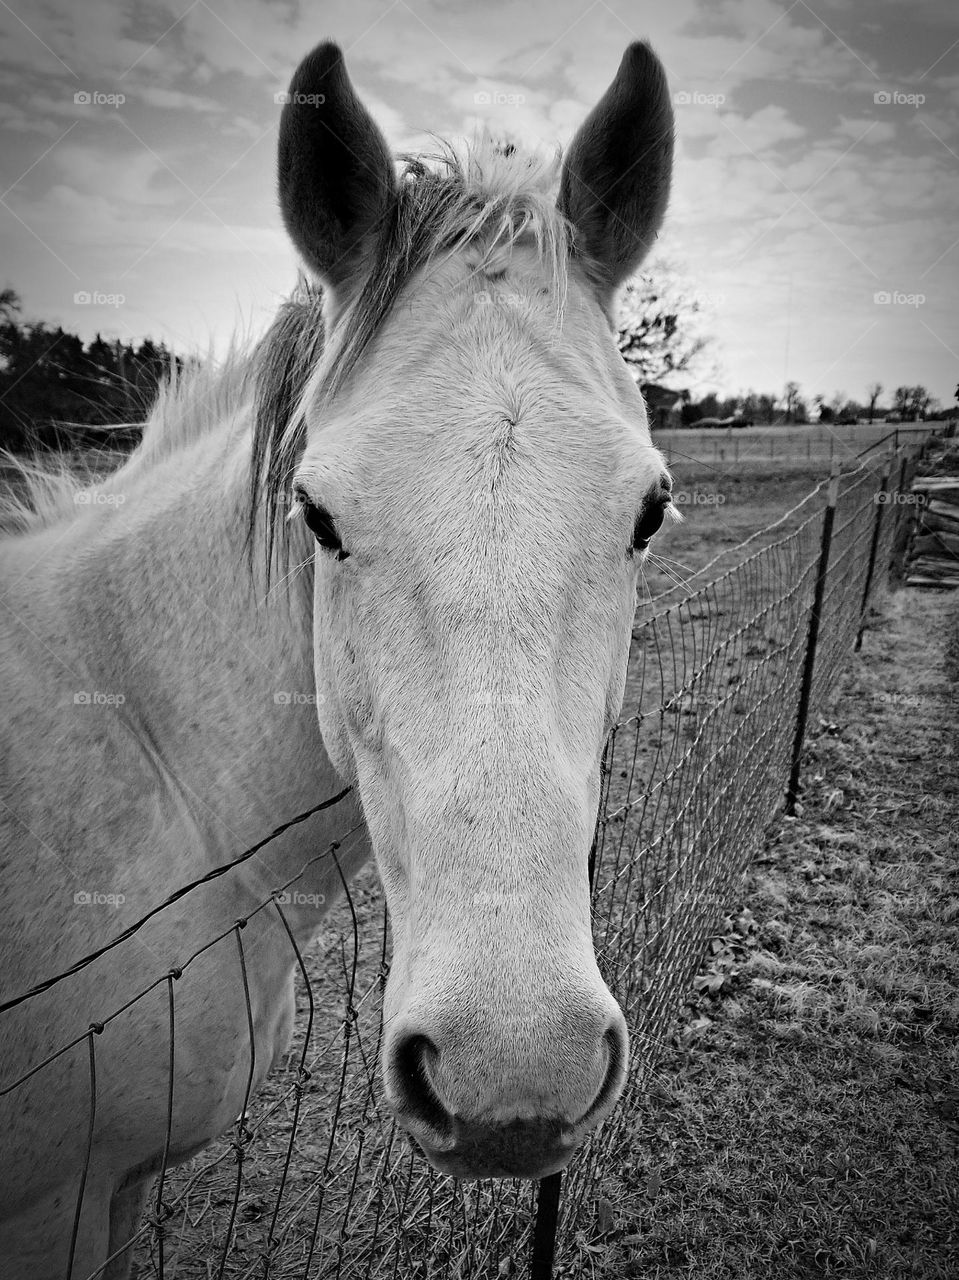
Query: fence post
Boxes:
[
  {"xmin": 854, "ymin": 455, "xmax": 892, "ymax": 651},
  {"xmin": 530, "ymin": 1174, "xmax": 562, "ymax": 1279},
  {"xmin": 786, "ymin": 459, "xmax": 841, "ymax": 816},
  {"xmin": 528, "ymin": 752, "xmax": 609, "ymax": 1279},
  {"xmin": 889, "ymin": 449, "xmax": 915, "ymax": 581}
]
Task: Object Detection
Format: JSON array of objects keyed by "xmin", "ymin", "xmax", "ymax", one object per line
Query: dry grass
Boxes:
[{"xmin": 577, "ymin": 587, "xmax": 958, "ymax": 1280}]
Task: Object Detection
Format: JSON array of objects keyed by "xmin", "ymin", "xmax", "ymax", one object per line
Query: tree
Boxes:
[
  {"xmin": 893, "ymin": 386, "xmax": 911, "ymax": 419},
  {"xmin": 694, "ymin": 392, "xmax": 720, "ymax": 420},
  {"xmin": 741, "ymin": 391, "xmax": 762, "ymax": 423},
  {"xmin": 0, "ymin": 287, "xmax": 21, "ymax": 324},
  {"xmin": 755, "ymin": 393, "xmax": 777, "ymax": 425},
  {"xmin": 616, "ymin": 261, "xmax": 712, "ymax": 386},
  {"xmin": 908, "ymin": 385, "xmax": 931, "ymax": 421},
  {"xmin": 866, "ymin": 382, "xmax": 883, "ymax": 423},
  {"xmin": 783, "ymin": 381, "xmax": 802, "ymax": 424}
]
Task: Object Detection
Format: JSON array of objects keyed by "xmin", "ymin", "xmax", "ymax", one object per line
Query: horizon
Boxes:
[{"xmin": 1, "ymin": 1, "xmax": 957, "ymax": 410}]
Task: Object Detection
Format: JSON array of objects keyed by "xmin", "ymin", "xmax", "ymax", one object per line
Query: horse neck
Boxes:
[{"xmin": 49, "ymin": 412, "xmax": 352, "ymax": 882}]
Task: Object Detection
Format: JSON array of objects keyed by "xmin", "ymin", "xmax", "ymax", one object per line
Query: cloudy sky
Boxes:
[{"xmin": 1, "ymin": 0, "xmax": 957, "ymax": 409}]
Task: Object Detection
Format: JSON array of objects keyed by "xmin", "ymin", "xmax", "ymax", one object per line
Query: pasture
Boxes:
[
  {"xmin": 594, "ymin": 584, "xmax": 958, "ymax": 1280},
  {"xmin": 653, "ymin": 423, "xmax": 933, "ymax": 474}
]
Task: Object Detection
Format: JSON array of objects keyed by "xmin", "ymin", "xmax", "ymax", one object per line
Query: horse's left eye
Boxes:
[{"xmin": 631, "ymin": 500, "xmax": 668, "ymax": 553}]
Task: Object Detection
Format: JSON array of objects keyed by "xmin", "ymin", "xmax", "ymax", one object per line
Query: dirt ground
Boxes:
[{"xmin": 582, "ymin": 585, "xmax": 958, "ymax": 1279}]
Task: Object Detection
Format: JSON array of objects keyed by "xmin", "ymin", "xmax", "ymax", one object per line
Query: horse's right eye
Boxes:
[
  {"xmin": 295, "ymin": 493, "xmax": 349, "ymax": 560},
  {"xmin": 631, "ymin": 500, "xmax": 668, "ymax": 553}
]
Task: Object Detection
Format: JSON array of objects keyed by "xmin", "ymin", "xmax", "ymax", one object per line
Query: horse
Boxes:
[{"xmin": 0, "ymin": 37, "xmax": 675, "ymax": 1279}]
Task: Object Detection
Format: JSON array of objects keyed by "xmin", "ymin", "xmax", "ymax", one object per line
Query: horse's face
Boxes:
[{"xmin": 281, "ymin": 40, "xmax": 674, "ymax": 1179}]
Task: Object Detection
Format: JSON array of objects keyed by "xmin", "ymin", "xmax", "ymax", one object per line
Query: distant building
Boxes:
[{"xmin": 641, "ymin": 383, "xmax": 687, "ymax": 430}]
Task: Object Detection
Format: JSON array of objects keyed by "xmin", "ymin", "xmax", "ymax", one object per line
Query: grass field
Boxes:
[
  {"xmin": 583, "ymin": 585, "xmax": 958, "ymax": 1280},
  {"xmin": 652, "ymin": 423, "xmax": 939, "ymax": 475}
]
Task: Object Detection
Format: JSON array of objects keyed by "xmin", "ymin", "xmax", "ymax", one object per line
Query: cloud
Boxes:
[
  {"xmin": 835, "ymin": 116, "xmax": 897, "ymax": 143},
  {"xmin": 136, "ymin": 86, "xmax": 223, "ymax": 113}
]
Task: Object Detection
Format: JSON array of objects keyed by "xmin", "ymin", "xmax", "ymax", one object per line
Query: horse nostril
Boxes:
[
  {"xmin": 579, "ymin": 1021, "xmax": 628, "ymax": 1128},
  {"xmin": 392, "ymin": 1033, "xmax": 454, "ymax": 1140}
]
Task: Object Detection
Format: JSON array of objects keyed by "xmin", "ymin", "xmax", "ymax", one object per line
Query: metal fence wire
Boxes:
[{"xmin": 0, "ymin": 433, "xmax": 937, "ymax": 1280}]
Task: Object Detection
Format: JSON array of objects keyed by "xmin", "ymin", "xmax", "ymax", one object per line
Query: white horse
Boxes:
[{"xmin": 0, "ymin": 38, "xmax": 675, "ymax": 1279}]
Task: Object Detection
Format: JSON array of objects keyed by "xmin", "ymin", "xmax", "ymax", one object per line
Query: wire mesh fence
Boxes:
[{"xmin": 0, "ymin": 431, "xmax": 938, "ymax": 1280}]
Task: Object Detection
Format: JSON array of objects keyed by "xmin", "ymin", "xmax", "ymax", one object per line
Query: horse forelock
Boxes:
[{"xmin": 250, "ymin": 135, "xmax": 574, "ymax": 580}]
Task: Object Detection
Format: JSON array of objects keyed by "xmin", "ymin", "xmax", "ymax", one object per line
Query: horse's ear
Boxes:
[
  {"xmin": 558, "ymin": 42, "xmax": 674, "ymax": 302},
  {"xmin": 278, "ymin": 41, "xmax": 396, "ymax": 301}
]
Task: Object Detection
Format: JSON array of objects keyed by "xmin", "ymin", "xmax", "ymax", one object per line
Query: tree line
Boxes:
[
  {"xmin": 614, "ymin": 267, "xmax": 952, "ymax": 427},
  {"xmin": 1, "ymin": 278, "xmax": 952, "ymax": 455},
  {"xmin": 674, "ymin": 381, "xmax": 946, "ymax": 428},
  {"xmin": 0, "ymin": 289, "xmax": 184, "ymax": 452}
]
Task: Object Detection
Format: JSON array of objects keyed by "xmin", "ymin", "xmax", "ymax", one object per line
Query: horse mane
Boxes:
[{"xmin": 3, "ymin": 137, "xmax": 571, "ymax": 559}]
